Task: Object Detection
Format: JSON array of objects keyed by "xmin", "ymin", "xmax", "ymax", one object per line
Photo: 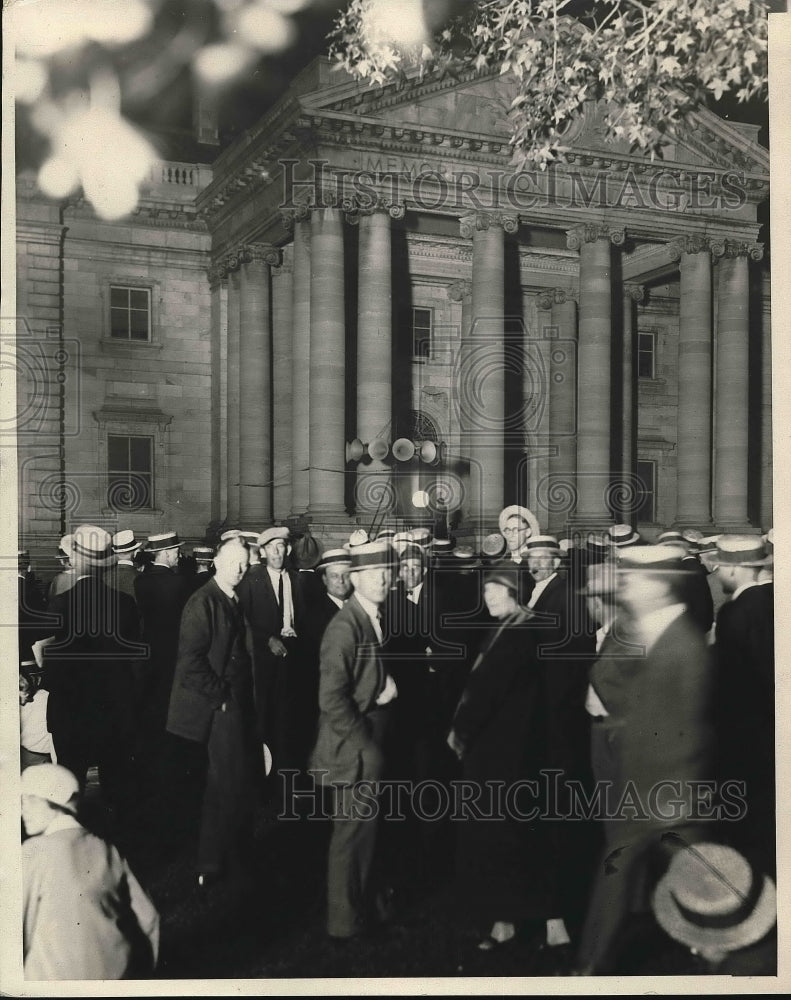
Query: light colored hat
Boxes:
[
  {"xmin": 58, "ymin": 533, "xmax": 73, "ymax": 556},
  {"xmin": 146, "ymin": 531, "xmax": 181, "ymax": 553},
  {"xmin": 701, "ymin": 535, "xmax": 773, "ymax": 570},
  {"xmin": 21, "ymin": 763, "xmax": 80, "ymax": 812},
  {"xmin": 482, "ymin": 532, "xmax": 507, "ymax": 558},
  {"xmin": 399, "ymin": 543, "xmax": 426, "ymax": 566},
  {"xmin": 257, "ymin": 525, "xmax": 290, "ymax": 547},
  {"xmin": 657, "ymin": 529, "xmax": 686, "ymax": 545},
  {"xmin": 240, "ymin": 531, "xmax": 261, "ymax": 547},
  {"xmin": 391, "ymin": 531, "xmax": 412, "ymax": 555},
  {"xmin": 220, "ymin": 529, "xmax": 244, "ymax": 542},
  {"xmin": 453, "ymin": 545, "xmax": 475, "ymax": 561},
  {"xmin": 616, "ymin": 543, "xmax": 690, "ymax": 573},
  {"xmin": 409, "ymin": 527, "xmax": 432, "ymax": 548},
  {"xmin": 70, "ymin": 524, "xmax": 117, "ymax": 568},
  {"xmin": 653, "ymin": 842, "xmax": 776, "ymax": 954},
  {"xmin": 609, "ymin": 524, "xmax": 641, "ymax": 547},
  {"xmin": 348, "ymin": 540, "xmax": 397, "ymax": 571},
  {"xmin": 375, "ymin": 529, "xmax": 396, "ymax": 542},
  {"xmin": 763, "ymin": 528, "xmax": 774, "ymax": 552},
  {"xmin": 585, "ymin": 534, "xmax": 611, "ymax": 563},
  {"xmin": 524, "ymin": 534, "xmax": 560, "ymax": 553},
  {"xmin": 112, "ymin": 529, "xmax": 142, "ymax": 555},
  {"xmin": 193, "ymin": 545, "xmax": 214, "ymax": 564},
  {"xmin": 483, "ymin": 561, "xmax": 521, "ymax": 593},
  {"xmin": 316, "ymin": 548, "xmax": 352, "ymax": 572},
  {"xmin": 498, "ymin": 504, "xmax": 541, "ymax": 538},
  {"xmin": 348, "ymin": 528, "xmax": 370, "ymax": 549}
]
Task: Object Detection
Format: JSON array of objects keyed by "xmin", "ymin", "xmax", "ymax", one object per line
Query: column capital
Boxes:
[
  {"xmin": 460, "ymin": 211, "xmax": 519, "ymax": 238},
  {"xmin": 346, "ymin": 195, "xmax": 406, "ymax": 221},
  {"xmin": 566, "ymin": 223, "xmax": 625, "ymax": 250},
  {"xmin": 207, "ymin": 262, "xmax": 226, "ymax": 288},
  {"xmin": 623, "ymin": 282, "xmax": 645, "ymax": 303},
  {"xmin": 668, "ymin": 234, "xmax": 713, "ymax": 260},
  {"xmin": 710, "ymin": 238, "xmax": 764, "ymax": 261},
  {"xmin": 240, "ymin": 243, "xmax": 281, "ymax": 267},
  {"xmin": 221, "ymin": 248, "xmax": 243, "ymax": 273},
  {"xmin": 447, "ymin": 279, "xmax": 472, "ymax": 302},
  {"xmin": 536, "ymin": 287, "xmax": 576, "ymax": 310},
  {"xmin": 280, "ymin": 203, "xmax": 312, "ymax": 230}
]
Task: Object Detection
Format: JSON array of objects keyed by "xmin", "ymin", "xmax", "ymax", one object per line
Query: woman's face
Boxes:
[{"xmin": 484, "ymin": 581, "xmax": 517, "ymax": 619}]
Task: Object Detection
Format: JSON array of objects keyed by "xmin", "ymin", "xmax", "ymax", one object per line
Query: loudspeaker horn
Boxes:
[
  {"xmin": 346, "ymin": 438, "xmax": 365, "ymax": 462},
  {"xmin": 369, "ymin": 438, "xmax": 390, "ymax": 462},
  {"xmin": 392, "ymin": 437, "xmax": 416, "ymax": 462}
]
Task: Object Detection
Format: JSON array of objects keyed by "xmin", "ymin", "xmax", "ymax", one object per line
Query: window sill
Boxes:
[
  {"xmin": 101, "ymin": 507, "xmax": 164, "ymax": 518},
  {"xmin": 100, "ymin": 338, "xmax": 163, "ymax": 352}
]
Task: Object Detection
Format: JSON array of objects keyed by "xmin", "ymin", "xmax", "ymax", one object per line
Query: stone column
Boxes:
[
  {"xmin": 459, "ymin": 211, "xmax": 518, "ymax": 527},
  {"xmin": 208, "ymin": 263, "xmax": 228, "ymax": 522},
  {"xmin": 759, "ymin": 295, "xmax": 772, "ymax": 529},
  {"xmin": 286, "ymin": 206, "xmax": 311, "ymax": 514},
  {"xmin": 272, "ymin": 247, "xmax": 293, "ymax": 521},
  {"xmin": 713, "ymin": 239, "xmax": 763, "ymax": 528},
  {"xmin": 566, "ymin": 223, "xmax": 624, "ymax": 524},
  {"xmin": 225, "ymin": 254, "xmax": 242, "ymax": 525},
  {"xmin": 238, "ymin": 244, "xmax": 279, "ymax": 529},
  {"xmin": 545, "ymin": 288, "xmax": 578, "ymax": 533},
  {"xmin": 670, "ymin": 236, "xmax": 713, "ymax": 527},
  {"xmin": 355, "ymin": 201, "xmax": 403, "ymax": 515},
  {"xmin": 622, "ymin": 282, "xmax": 643, "ymax": 522},
  {"xmin": 447, "ymin": 279, "xmax": 472, "ymax": 460},
  {"xmin": 309, "ymin": 202, "xmax": 346, "ymax": 516}
]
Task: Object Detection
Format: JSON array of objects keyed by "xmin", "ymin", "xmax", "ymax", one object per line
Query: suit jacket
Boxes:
[
  {"xmin": 236, "ymin": 564, "xmax": 306, "ymax": 660},
  {"xmin": 134, "ymin": 565, "xmax": 192, "ymax": 667},
  {"xmin": 680, "ymin": 556, "xmax": 715, "ymax": 634},
  {"xmin": 109, "ymin": 562, "xmax": 138, "ymax": 603},
  {"xmin": 166, "ymin": 578, "xmax": 254, "ymax": 744},
  {"xmin": 309, "ymin": 594, "xmax": 389, "ymax": 783},
  {"xmin": 308, "ymin": 592, "xmax": 344, "ymax": 653}
]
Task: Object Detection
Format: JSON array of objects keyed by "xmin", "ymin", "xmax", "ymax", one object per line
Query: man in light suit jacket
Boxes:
[
  {"xmin": 309, "ymin": 540, "xmax": 399, "ymax": 941},
  {"xmin": 237, "ymin": 525, "xmax": 309, "ymax": 781}
]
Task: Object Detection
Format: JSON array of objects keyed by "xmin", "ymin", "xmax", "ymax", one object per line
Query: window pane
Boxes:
[
  {"xmin": 636, "ymin": 461, "xmax": 656, "ymax": 522},
  {"xmin": 110, "ymin": 286, "xmax": 128, "ymax": 308},
  {"xmin": 637, "ymin": 352, "xmax": 652, "ymax": 379},
  {"xmin": 107, "ymin": 435, "xmax": 128, "ymax": 471},
  {"xmin": 414, "ymin": 336, "xmax": 430, "ymax": 359},
  {"xmin": 129, "ymin": 436, "xmax": 152, "ymax": 472},
  {"xmin": 129, "ymin": 289, "xmax": 149, "ymax": 310},
  {"xmin": 130, "ymin": 309, "xmax": 149, "ymax": 340},
  {"xmin": 129, "ymin": 474, "xmax": 152, "ymax": 509},
  {"xmin": 110, "ymin": 307, "xmax": 129, "ymax": 339}
]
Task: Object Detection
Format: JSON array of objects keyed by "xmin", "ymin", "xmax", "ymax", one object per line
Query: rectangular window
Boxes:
[
  {"xmin": 412, "ymin": 307, "xmax": 432, "ymax": 360},
  {"xmin": 637, "ymin": 331, "xmax": 655, "ymax": 379},
  {"xmin": 107, "ymin": 434, "xmax": 153, "ymax": 509},
  {"xmin": 110, "ymin": 285, "xmax": 151, "ymax": 341},
  {"xmin": 636, "ymin": 459, "xmax": 657, "ymax": 523}
]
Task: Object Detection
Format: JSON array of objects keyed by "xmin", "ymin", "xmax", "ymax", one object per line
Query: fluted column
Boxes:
[
  {"xmin": 544, "ymin": 288, "xmax": 578, "ymax": 532},
  {"xmin": 272, "ymin": 247, "xmax": 293, "ymax": 521},
  {"xmin": 225, "ymin": 255, "xmax": 242, "ymax": 525},
  {"xmin": 567, "ymin": 224, "xmax": 624, "ymax": 523},
  {"xmin": 622, "ymin": 282, "xmax": 643, "ymax": 522},
  {"xmin": 208, "ymin": 263, "xmax": 228, "ymax": 522},
  {"xmin": 459, "ymin": 212, "xmax": 518, "ymax": 526},
  {"xmin": 447, "ymin": 279, "xmax": 472, "ymax": 460},
  {"xmin": 354, "ymin": 201, "xmax": 403, "ymax": 514},
  {"xmin": 238, "ymin": 244, "xmax": 279, "ymax": 528},
  {"xmin": 309, "ymin": 203, "xmax": 346, "ymax": 515},
  {"xmin": 669, "ymin": 236, "xmax": 713, "ymax": 527},
  {"xmin": 285, "ymin": 206, "xmax": 311, "ymax": 514},
  {"xmin": 713, "ymin": 238, "xmax": 763, "ymax": 528}
]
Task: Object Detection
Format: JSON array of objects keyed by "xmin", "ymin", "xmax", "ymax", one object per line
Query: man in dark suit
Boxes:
[
  {"xmin": 109, "ymin": 530, "xmax": 142, "ymax": 602},
  {"xmin": 166, "ymin": 533, "xmax": 258, "ymax": 886},
  {"xmin": 237, "ymin": 525, "xmax": 308, "ymax": 781},
  {"xmin": 134, "ymin": 531, "xmax": 192, "ymax": 736},
  {"xmin": 307, "ymin": 548, "xmax": 352, "ymax": 646},
  {"xmin": 309, "ymin": 540, "xmax": 399, "ymax": 941},
  {"xmin": 704, "ymin": 535, "xmax": 775, "ymax": 874},
  {"xmin": 43, "ymin": 525, "xmax": 143, "ymax": 827},
  {"xmin": 575, "ymin": 544, "xmax": 715, "ymax": 974}
]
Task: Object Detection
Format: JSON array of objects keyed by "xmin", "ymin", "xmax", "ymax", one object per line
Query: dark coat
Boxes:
[
  {"xmin": 680, "ymin": 556, "xmax": 715, "ymax": 634},
  {"xmin": 18, "ymin": 575, "xmax": 56, "ymax": 663},
  {"xmin": 309, "ymin": 594, "xmax": 390, "ymax": 785},
  {"xmin": 134, "ymin": 565, "xmax": 192, "ymax": 666},
  {"xmin": 237, "ymin": 564, "xmax": 306, "ymax": 651},
  {"xmin": 166, "ymin": 579, "xmax": 254, "ymax": 744},
  {"xmin": 451, "ymin": 609, "xmax": 550, "ymax": 921},
  {"xmin": 109, "ymin": 562, "xmax": 139, "ymax": 603}
]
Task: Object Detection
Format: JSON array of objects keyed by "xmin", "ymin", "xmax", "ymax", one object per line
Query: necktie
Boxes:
[{"xmin": 277, "ymin": 572, "xmax": 284, "ymax": 631}]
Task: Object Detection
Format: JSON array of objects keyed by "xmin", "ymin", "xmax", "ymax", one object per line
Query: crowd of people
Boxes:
[{"xmin": 15, "ymin": 508, "xmax": 777, "ymax": 979}]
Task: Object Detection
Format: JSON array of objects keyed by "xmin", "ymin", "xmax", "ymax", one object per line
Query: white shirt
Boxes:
[
  {"xmin": 267, "ymin": 566, "xmax": 295, "ymax": 635},
  {"xmin": 328, "ymin": 594, "xmax": 345, "ymax": 611},
  {"xmin": 509, "ymin": 546, "xmax": 529, "ymax": 565},
  {"xmin": 527, "ymin": 572, "xmax": 557, "ymax": 608},
  {"xmin": 20, "ymin": 690, "xmax": 55, "ymax": 756},
  {"xmin": 585, "ymin": 623, "xmax": 612, "ymax": 718},
  {"xmin": 635, "ymin": 603, "xmax": 686, "ymax": 652},
  {"xmin": 41, "ymin": 812, "xmax": 81, "ymax": 837},
  {"xmin": 406, "ymin": 581, "xmax": 424, "ymax": 604}
]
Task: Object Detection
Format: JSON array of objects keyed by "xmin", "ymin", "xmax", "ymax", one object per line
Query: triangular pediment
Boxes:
[{"xmin": 301, "ymin": 61, "xmax": 768, "ymax": 177}]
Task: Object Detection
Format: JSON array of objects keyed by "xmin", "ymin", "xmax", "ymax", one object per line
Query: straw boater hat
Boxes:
[
  {"xmin": 497, "ymin": 504, "xmax": 541, "ymax": 538},
  {"xmin": 524, "ymin": 534, "xmax": 561, "ymax": 554},
  {"xmin": 391, "ymin": 531, "xmax": 412, "ymax": 555},
  {"xmin": 347, "ymin": 528, "xmax": 370, "ymax": 549},
  {"xmin": 615, "ymin": 543, "xmax": 691, "ymax": 573},
  {"xmin": 112, "ymin": 529, "xmax": 143, "ymax": 556},
  {"xmin": 220, "ymin": 529, "xmax": 244, "ymax": 542},
  {"xmin": 70, "ymin": 524, "xmax": 117, "ymax": 569},
  {"xmin": 58, "ymin": 533, "xmax": 73, "ymax": 557},
  {"xmin": 375, "ymin": 529, "xmax": 396, "ymax": 544},
  {"xmin": 608, "ymin": 524, "xmax": 641, "ymax": 548},
  {"xmin": 409, "ymin": 527, "xmax": 432, "ymax": 549},
  {"xmin": 193, "ymin": 545, "xmax": 214, "ymax": 565},
  {"xmin": 146, "ymin": 531, "xmax": 181, "ymax": 553},
  {"xmin": 657, "ymin": 529, "xmax": 686, "ymax": 545},
  {"xmin": 481, "ymin": 532, "xmax": 507, "ymax": 558},
  {"xmin": 483, "ymin": 561, "xmax": 522, "ymax": 593},
  {"xmin": 21, "ymin": 763, "xmax": 80, "ymax": 813},
  {"xmin": 257, "ymin": 526, "xmax": 290, "ymax": 548},
  {"xmin": 700, "ymin": 535, "xmax": 773, "ymax": 571},
  {"xmin": 653, "ymin": 842, "xmax": 776, "ymax": 954},
  {"xmin": 347, "ymin": 540, "xmax": 397, "ymax": 572},
  {"xmin": 241, "ymin": 531, "xmax": 261, "ymax": 549},
  {"xmin": 585, "ymin": 533, "xmax": 611, "ymax": 564},
  {"xmin": 316, "ymin": 548, "xmax": 352, "ymax": 573}
]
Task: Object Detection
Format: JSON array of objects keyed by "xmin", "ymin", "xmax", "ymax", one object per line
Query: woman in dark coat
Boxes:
[{"xmin": 447, "ymin": 563, "xmax": 548, "ymax": 950}]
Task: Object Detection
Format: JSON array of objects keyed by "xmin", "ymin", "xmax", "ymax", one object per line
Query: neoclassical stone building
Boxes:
[{"xmin": 15, "ymin": 57, "xmax": 771, "ymax": 560}]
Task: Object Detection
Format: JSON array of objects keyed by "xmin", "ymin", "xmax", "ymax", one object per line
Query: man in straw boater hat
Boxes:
[
  {"xmin": 497, "ymin": 503, "xmax": 542, "ymax": 604},
  {"xmin": 109, "ymin": 529, "xmax": 143, "ymax": 602},
  {"xmin": 42, "ymin": 525, "xmax": 142, "ymax": 828},
  {"xmin": 702, "ymin": 535, "xmax": 775, "ymax": 875},
  {"xmin": 47, "ymin": 533, "xmax": 77, "ymax": 601},
  {"xmin": 166, "ymin": 532, "xmax": 258, "ymax": 889},
  {"xmin": 309, "ymin": 540, "xmax": 399, "ymax": 941},
  {"xmin": 134, "ymin": 532, "xmax": 193, "ymax": 741},
  {"xmin": 21, "ymin": 762, "xmax": 160, "ymax": 981},
  {"xmin": 573, "ymin": 544, "xmax": 716, "ymax": 975},
  {"xmin": 237, "ymin": 525, "xmax": 309, "ymax": 787}
]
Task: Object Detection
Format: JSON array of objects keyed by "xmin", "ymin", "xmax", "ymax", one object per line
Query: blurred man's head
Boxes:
[
  {"xmin": 213, "ymin": 536, "xmax": 249, "ymax": 590},
  {"xmin": 21, "ymin": 764, "xmax": 80, "ymax": 836},
  {"xmin": 615, "ymin": 545, "xmax": 688, "ymax": 618},
  {"xmin": 347, "ymin": 542, "xmax": 396, "ymax": 605}
]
